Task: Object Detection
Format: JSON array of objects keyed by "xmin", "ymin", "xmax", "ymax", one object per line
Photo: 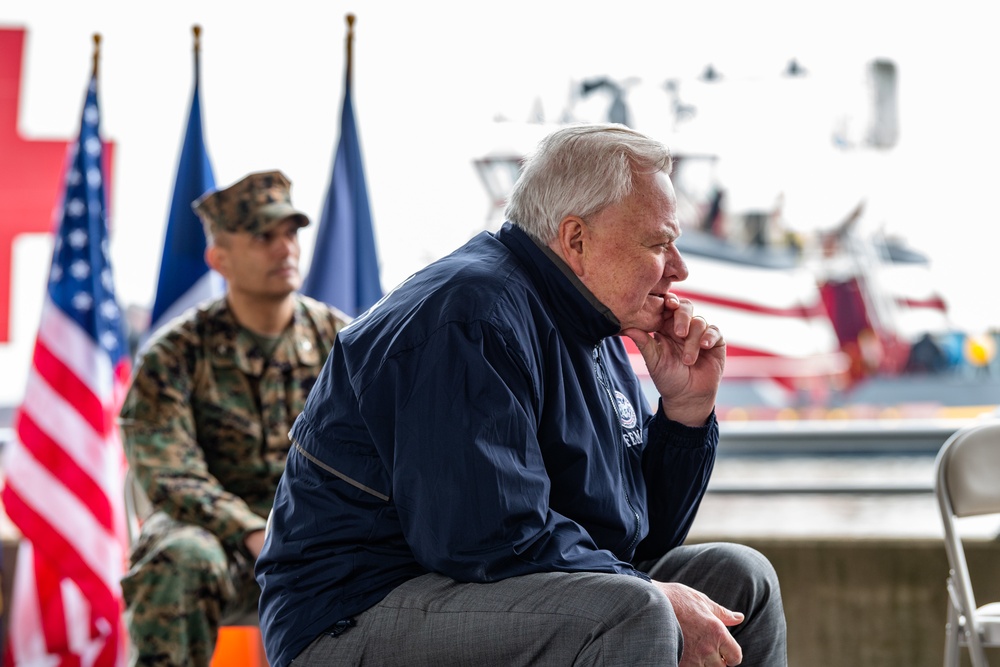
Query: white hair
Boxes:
[{"xmin": 504, "ymin": 123, "xmax": 673, "ymax": 244}]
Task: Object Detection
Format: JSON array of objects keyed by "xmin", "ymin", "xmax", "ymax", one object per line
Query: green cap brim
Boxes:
[{"xmin": 254, "ymin": 202, "xmax": 311, "ymax": 231}]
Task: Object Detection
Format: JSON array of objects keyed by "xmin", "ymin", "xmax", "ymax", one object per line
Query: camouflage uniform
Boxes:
[{"xmin": 119, "ymin": 294, "xmax": 347, "ymax": 666}]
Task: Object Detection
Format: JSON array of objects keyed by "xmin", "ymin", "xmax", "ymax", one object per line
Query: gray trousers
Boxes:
[{"xmin": 292, "ymin": 542, "xmax": 786, "ymax": 666}]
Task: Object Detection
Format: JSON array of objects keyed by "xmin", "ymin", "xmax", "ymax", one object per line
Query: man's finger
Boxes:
[{"xmin": 671, "ymin": 298, "xmax": 694, "ymax": 337}]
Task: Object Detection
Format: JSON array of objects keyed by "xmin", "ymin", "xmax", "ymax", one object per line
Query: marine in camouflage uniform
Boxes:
[{"xmin": 119, "ymin": 171, "xmax": 349, "ymax": 666}]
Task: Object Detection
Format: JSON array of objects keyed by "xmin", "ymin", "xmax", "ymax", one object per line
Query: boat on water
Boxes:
[{"xmin": 472, "ymin": 62, "xmax": 999, "ymax": 419}]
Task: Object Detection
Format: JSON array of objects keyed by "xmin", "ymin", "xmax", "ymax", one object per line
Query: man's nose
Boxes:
[
  {"xmin": 666, "ymin": 249, "xmax": 689, "ymax": 282},
  {"xmin": 273, "ymin": 236, "xmax": 297, "ymax": 258}
]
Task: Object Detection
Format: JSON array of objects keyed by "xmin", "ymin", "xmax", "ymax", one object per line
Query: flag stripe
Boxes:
[
  {"xmin": 36, "ymin": 298, "xmax": 116, "ymax": 403},
  {"xmin": 3, "ymin": 492, "xmax": 121, "ymax": 662},
  {"xmin": 32, "ymin": 547, "xmax": 69, "ymax": 663},
  {"xmin": 7, "ymin": 543, "xmax": 47, "ymax": 665},
  {"xmin": 16, "ymin": 410, "xmax": 115, "ymax": 532},
  {"xmin": 20, "ymin": 352, "xmax": 114, "ymax": 485},
  {"xmin": 32, "ymin": 333, "xmax": 107, "ymax": 434},
  {"xmin": 3, "ymin": 454, "xmax": 123, "ymax": 594},
  {"xmin": 673, "ymin": 287, "xmax": 829, "ymax": 319}
]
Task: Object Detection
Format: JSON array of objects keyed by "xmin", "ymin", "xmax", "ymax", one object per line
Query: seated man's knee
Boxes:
[
  {"xmin": 159, "ymin": 526, "xmax": 229, "ymax": 577},
  {"xmin": 588, "ymin": 573, "xmax": 679, "ymax": 638},
  {"xmin": 704, "ymin": 543, "xmax": 782, "ymax": 609},
  {"xmin": 614, "ymin": 573, "xmax": 675, "ymax": 619},
  {"xmin": 126, "ymin": 516, "xmax": 231, "ymax": 593},
  {"xmin": 579, "ymin": 574, "xmax": 682, "ymax": 661}
]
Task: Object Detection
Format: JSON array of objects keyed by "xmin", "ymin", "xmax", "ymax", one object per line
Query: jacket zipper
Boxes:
[{"xmin": 592, "ymin": 344, "xmax": 642, "ymax": 556}]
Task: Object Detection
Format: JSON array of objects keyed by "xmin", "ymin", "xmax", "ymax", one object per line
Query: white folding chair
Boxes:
[
  {"xmin": 123, "ymin": 467, "xmax": 153, "ymax": 548},
  {"xmin": 935, "ymin": 421, "xmax": 1000, "ymax": 667}
]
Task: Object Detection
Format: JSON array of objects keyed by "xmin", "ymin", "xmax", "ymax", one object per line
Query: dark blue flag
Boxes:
[
  {"xmin": 302, "ymin": 49, "xmax": 382, "ymax": 317},
  {"xmin": 147, "ymin": 39, "xmax": 221, "ymax": 338}
]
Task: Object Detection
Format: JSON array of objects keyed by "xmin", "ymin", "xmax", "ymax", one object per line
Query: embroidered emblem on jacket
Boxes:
[{"xmin": 614, "ymin": 390, "xmax": 637, "ymax": 429}]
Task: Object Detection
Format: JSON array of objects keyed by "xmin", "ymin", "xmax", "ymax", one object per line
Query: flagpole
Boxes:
[
  {"xmin": 345, "ymin": 13, "xmax": 354, "ymax": 85},
  {"xmin": 91, "ymin": 33, "xmax": 101, "ymax": 78}
]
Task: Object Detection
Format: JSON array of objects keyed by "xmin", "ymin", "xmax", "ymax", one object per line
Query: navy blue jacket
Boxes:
[{"xmin": 256, "ymin": 222, "xmax": 718, "ymax": 667}]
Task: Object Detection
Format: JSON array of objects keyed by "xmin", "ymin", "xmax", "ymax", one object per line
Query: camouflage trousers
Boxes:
[{"xmin": 121, "ymin": 512, "xmax": 259, "ymax": 667}]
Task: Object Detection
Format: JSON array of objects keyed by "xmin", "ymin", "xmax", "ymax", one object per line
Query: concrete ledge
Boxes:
[{"xmin": 689, "ymin": 535, "xmax": 1000, "ymax": 667}]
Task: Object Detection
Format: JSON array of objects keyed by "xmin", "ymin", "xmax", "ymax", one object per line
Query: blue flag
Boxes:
[
  {"xmin": 147, "ymin": 48, "xmax": 221, "ymax": 338},
  {"xmin": 302, "ymin": 62, "xmax": 382, "ymax": 317}
]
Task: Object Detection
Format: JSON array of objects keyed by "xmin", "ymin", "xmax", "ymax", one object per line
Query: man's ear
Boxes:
[
  {"xmin": 205, "ymin": 244, "xmax": 225, "ymax": 276},
  {"xmin": 554, "ymin": 216, "xmax": 587, "ymax": 277}
]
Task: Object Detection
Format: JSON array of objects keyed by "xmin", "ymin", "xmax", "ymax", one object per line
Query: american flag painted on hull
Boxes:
[{"xmin": 624, "ymin": 251, "xmax": 848, "ymax": 389}]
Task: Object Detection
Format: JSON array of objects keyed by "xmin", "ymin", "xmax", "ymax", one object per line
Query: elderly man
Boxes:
[
  {"xmin": 257, "ymin": 126, "xmax": 787, "ymax": 667},
  {"xmin": 120, "ymin": 170, "xmax": 349, "ymax": 666}
]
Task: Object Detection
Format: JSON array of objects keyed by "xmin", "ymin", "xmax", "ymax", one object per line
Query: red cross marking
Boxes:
[{"xmin": 0, "ymin": 27, "xmax": 115, "ymax": 343}]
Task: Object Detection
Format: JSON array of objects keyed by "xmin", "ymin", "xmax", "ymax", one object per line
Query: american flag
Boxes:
[{"xmin": 2, "ymin": 66, "xmax": 131, "ymax": 667}]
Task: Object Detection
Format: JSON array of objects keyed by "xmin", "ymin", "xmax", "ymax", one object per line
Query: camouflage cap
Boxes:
[{"xmin": 192, "ymin": 170, "xmax": 310, "ymax": 237}]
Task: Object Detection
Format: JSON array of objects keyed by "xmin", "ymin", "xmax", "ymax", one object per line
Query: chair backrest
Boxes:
[
  {"xmin": 936, "ymin": 421, "xmax": 1000, "ymax": 519},
  {"xmin": 934, "ymin": 418, "xmax": 1000, "ymax": 655},
  {"xmin": 124, "ymin": 467, "xmax": 154, "ymax": 547}
]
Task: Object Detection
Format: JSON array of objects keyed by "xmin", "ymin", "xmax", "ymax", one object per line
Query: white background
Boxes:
[{"xmin": 3, "ymin": 0, "xmax": 999, "ymax": 364}]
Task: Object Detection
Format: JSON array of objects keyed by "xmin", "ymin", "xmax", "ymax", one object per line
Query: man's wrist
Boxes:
[{"xmin": 660, "ymin": 401, "xmax": 715, "ymax": 427}]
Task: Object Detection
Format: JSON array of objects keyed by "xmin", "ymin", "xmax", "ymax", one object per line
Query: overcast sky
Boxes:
[{"xmin": 4, "ymin": 0, "xmax": 1000, "ymax": 337}]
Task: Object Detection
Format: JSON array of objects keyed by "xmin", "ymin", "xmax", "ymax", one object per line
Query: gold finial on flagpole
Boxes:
[
  {"xmin": 193, "ymin": 25, "xmax": 202, "ymax": 76},
  {"xmin": 345, "ymin": 14, "xmax": 355, "ymax": 84},
  {"xmin": 91, "ymin": 33, "xmax": 101, "ymax": 78}
]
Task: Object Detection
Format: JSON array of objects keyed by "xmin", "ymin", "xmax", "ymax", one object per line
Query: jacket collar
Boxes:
[{"xmin": 496, "ymin": 222, "xmax": 620, "ymax": 345}]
